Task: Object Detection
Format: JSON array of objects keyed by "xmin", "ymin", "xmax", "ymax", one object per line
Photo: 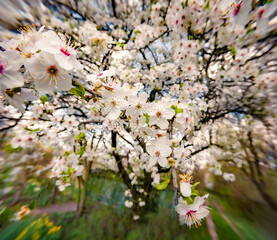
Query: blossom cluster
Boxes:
[{"xmin": 1, "ymin": 25, "xmax": 82, "ymax": 100}]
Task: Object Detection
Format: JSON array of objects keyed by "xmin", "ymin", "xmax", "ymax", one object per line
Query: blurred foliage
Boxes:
[{"xmin": 0, "ymin": 215, "xmax": 61, "ymax": 240}]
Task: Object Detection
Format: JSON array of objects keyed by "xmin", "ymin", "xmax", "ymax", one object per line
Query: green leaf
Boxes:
[
  {"xmin": 69, "ymin": 22, "xmax": 74, "ymax": 29},
  {"xmin": 134, "ymin": 30, "xmax": 141, "ymax": 34},
  {"xmin": 70, "ymin": 83, "xmax": 86, "ymax": 100},
  {"xmin": 0, "ymin": 207, "xmax": 12, "ymax": 225},
  {"xmin": 191, "ymin": 182, "xmax": 200, "ymax": 190},
  {"xmin": 230, "ymin": 46, "xmax": 236, "ymax": 57},
  {"xmin": 4, "ymin": 144, "xmax": 22, "ymax": 154},
  {"xmin": 171, "ymin": 105, "xmax": 183, "ymax": 115},
  {"xmin": 191, "ymin": 189, "xmax": 199, "ymax": 196},
  {"xmin": 67, "ymin": 168, "xmax": 75, "ymax": 175},
  {"xmin": 143, "ymin": 113, "xmax": 150, "ymax": 124},
  {"xmin": 75, "ymin": 146, "xmax": 85, "ymax": 156},
  {"xmin": 63, "ymin": 151, "xmax": 72, "ymax": 156},
  {"xmin": 115, "ymin": 42, "xmax": 124, "ymax": 48},
  {"xmin": 74, "ymin": 132, "xmax": 86, "ymax": 141},
  {"xmin": 156, "ymin": 180, "xmax": 170, "ymax": 190},
  {"xmin": 24, "ymin": 127, "xmax": 40, "ymax": 132},
  {"xmin": 186, "ymin": 197, "xmax": 193, "ymax": 204},
  {"xmin": 4, "ymin": 144, "xmax": 15, "ymax": 153},
  {"xmin": 184, "ymin": 0, "xmax": 188, "ymax": 7},
  {"xmin": 164, "ymin": 175, "xmax": 172, "ymax": 181},
  {"xmin": 28, "ymin": 200, "xmax": 36, "ymax": 210},
  {"xmin": 39, "ymin": 95, "xmax": 48, "ymax": 104},
  {"xmin": 205, "ymin": 0, "xmax": 210, "ymax": 9}
]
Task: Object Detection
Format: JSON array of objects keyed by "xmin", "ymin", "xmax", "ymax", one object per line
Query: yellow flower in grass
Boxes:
[
  {"xmin": 45, "ymin": 216, "xmax": 54, "ymax": 227},
  {"xmin": 47, "ymin": 225, "xmax": 61, "ymax": 235},
  {"xmin": 15, "ymin": 229, "xmax": 28, "ymax": 240},
  {"xmin": 32, "ymin": 231, "xmax": 40, "ymax": 240}
]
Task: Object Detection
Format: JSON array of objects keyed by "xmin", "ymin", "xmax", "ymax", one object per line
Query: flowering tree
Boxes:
[{"xmin": 0, "ymin": 0, "xmax": 276, "ymax": 228}]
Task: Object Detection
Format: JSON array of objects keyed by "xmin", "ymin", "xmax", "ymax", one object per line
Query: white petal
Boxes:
[
  {"xmin": 35, "ymin": 76, "xmax": 55, "ymax": 93},
  {"xmin": 160, "ymin": 146, "xmax": 172, "ymax": 158},
  {"xmin": 196, "ymin": 207, "xmax": 209, "ymax": 219},
  {"xmin": 149, "ymin": 157, "xmax": 157, "ymax": 167},
  {"xmin": 106, "ymin": 108, "xmax": 121, "ymax": 120},
  {"xmin": 55, "ymin": 54, "xmax": 73, "ymax": 71},
  {"xmin": 0, "ymin": 71, "xmax": 24, "ymax": 89},
  {"xmin": 163, "ymin": 107, "xmax": 175, "ymax": 119},
  {"xmin": 56, "ymin": 74, "xmax": 72, "ymax": 91},
  {"xmin": 175, "ymin": 203, "xmax": 189, "ymax": 215},
  {"xmin": 158, "ymin": 157, "xmax": 169, "ymax": 168},
  {"xmin": 139, "ymin": 92, "xmax": 148, "ymax": 103},
  {"xmin": 156, "ymin": 117, "xmax": 169, "ymax": 129},
  {"xmin": 73, "ymin": 59, "xmax": 83, "ymax": 70},
  {"xmin": 180, "ymin": 182, "xmax": 192, "ymax": 197}
]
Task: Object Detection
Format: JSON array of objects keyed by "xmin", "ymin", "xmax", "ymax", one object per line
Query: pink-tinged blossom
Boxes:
[
  {"xmin": 2, "ymin": 26, "xmax": 44, "ymax": 59},
  {"xmin": 255, "ymin": 1, "xmax": 277, "ymax": 36},
  {"xmin": 148, "ymin": 103, "xmax": 175, "ymax": 129},
  {"xmin": 176, "ymin": 194, "xmax": 209, "ymax": 227},
  {"xmin": 126, "ymin": 92, "xmax": 148, "ymax": 118},
  {"xmin": 11, "ymin": 131, "xmax": 37, "ymax": 148},
  {"xmin": 62, "ymin": 115, "xmax": 79, "ymax": 131},
  {"xmin": 25, "ymin": 52, "xmax": 72, "ymax": 93},
  {"xmin": 49, "ymin": 112, "xmax": 63, "ymax": 125},
  {"xmin": 86, "ymin": 69, "xmax": 114, "ymax": 81},
  {"xmin": 11, "ymin": 135, "xmax": 25, "ymax": 148},
  {"xmin": 174, "ymin": 145, "xmax": 191, "ymax": 167},
  {"xmin": 101, "ymin": 88, "xmax": 129, "ymax": 120},
  {"xmin": 146, "ymin": 138, "xmax": 172, "ymax": 168},
  {"xmin": 232, "ymin": 0, "xmax": 252, "ymax": 26},
  {"xmin": 31, "ymin": 104, "xmax": 43, "ymax": 118},
  {"xmin": 35, "ymin": 30, "xmax": 82, "ymax": 71}
]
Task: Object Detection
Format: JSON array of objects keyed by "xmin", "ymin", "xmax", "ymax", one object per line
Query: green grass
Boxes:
[{"xmin": 50, "ymin": 203, "xmax": 212, "ymax": 240}]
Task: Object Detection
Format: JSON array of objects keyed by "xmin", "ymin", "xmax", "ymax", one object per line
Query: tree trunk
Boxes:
[
  {"xmin": 76, "ymin": 159, "xmax": 91, "ymax": 218},
  {"xmin": 172, "ymin": 168, "xmax": 179, "ymax": 209},
  {"xmin": 50, "ymin": 185, "xmax": 56, "ymax": 204},
  {"xmin": 11, "ymin": 183, "xmax": 25, "ymax": 206},
  {"xmin": 76, "ymin": 181, "xmax": 87, "ymax": 218}
]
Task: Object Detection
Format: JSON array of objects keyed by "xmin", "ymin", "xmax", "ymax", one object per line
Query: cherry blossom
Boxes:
[
  {"xmin": 25, "ymin": 52, "xmax": 72, "ymax": 93},
  {"xmin": 62, "ymin": 115, "xmax": 79, "ymax": 131},
  {"xmin": 148, "ymin": 102, "xmax": 175, "ymax": 129},
  {"xmin": 146, "ymin": 138, "xmax": 172, "ymax": 168},
  {"xmin": 176, "ymin": 195, "xmax": 209, "ymax": 227},
  {"xmin": 35, "ymin": 30, "xmax": 82, "ymax": 71}
]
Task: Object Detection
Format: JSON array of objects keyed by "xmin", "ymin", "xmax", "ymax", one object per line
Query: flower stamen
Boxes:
[{"xmin": 179, "ymin": 172, "xmax": 193, "ymax": 183}]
